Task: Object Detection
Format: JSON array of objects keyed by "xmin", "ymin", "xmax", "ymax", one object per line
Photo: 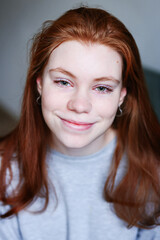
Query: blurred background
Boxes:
[{"xmin": 0, "ymin": 0, "xmax": 160, "ymax": 136}]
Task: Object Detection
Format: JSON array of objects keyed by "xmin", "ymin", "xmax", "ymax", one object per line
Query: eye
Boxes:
[
  {"xmin": 54, "ymin": 79, "xmax": 73, "ymax": 87},
  {"xmin": 94, "ymin": 85, "xmax": 113, "ymax": 94}
]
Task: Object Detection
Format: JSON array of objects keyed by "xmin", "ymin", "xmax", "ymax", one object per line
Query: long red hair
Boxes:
[{"xmin": 0, "ymin": 7, "xmax": 160, "ymax": 228}]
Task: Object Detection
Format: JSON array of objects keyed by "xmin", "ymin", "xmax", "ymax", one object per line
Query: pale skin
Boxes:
[{"xmin": 37, "ymin": 40, "xmax": 127, "ymax": 156}]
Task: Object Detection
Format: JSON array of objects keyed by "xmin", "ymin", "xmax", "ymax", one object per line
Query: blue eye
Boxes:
[
  {"xmin": 54, "ymin": 80, "xmax": 72, "ymax": 87},
  {"xmin": 94, "ymin": 85, "xmax": 113, "ymax": 94}
]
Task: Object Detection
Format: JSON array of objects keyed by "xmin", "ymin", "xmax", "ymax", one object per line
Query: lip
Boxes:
[{"xmin": 60, "ymin": 118, "xmax": 94, "ymax": 131}]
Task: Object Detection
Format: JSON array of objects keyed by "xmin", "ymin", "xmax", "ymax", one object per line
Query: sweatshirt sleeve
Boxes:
[
  {"xmin": 0, "ymin": 159, "xmax": 22, "ymax": 239},
  {"xmin": 0, "ymin": 212, "xmax": 22, "ymax": 240},
  {"xmin": 137, "ymin": 227, "xmax": 160, "ymax": 240},
  {"xmin": 154, "ymin": 227, "xmax": 160, "ymax": 240}
]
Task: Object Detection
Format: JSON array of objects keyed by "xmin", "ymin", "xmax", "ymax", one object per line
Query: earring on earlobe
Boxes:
[
  {"xmin": 36, "ymin": 96, "xmax": 41, "ymax": 105},
  {"xmin": 116, "ymin": 105, "xmax": 123, "ymax": 117}
]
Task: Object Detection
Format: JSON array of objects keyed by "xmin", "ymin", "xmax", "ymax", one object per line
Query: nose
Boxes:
[{"xmin": 67, "ymin": 92, "xmax": 92, "ymax": 113}]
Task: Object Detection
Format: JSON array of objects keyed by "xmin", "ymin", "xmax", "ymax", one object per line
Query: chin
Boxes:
[{"xmin": 63, "ymin": 141, "xmax": 89, "ymax": 149}]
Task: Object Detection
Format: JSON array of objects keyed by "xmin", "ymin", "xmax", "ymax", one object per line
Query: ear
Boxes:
[
  {"xmin": 119, "ymin": 87, "xmax": 127, "ymax": 106},
  {"xmin": 36, "ymin": 77, "xmax": 42, "ymax": 95}
]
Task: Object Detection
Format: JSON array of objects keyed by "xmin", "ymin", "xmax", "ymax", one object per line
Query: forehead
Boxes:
[{"xmin": 46, "ymin": 40, "xmax": 123, "ymax": 81}]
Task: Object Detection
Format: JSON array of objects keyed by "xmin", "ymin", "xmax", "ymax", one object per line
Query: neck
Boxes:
[{"xmin": 51, "ymin": 129, "xmax": 116, "ymax": 157}]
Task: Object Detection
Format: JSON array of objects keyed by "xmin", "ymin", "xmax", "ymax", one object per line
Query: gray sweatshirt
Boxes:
[{"xmin": 0, "ymin": 138, "xmax": 160, "ymax": 239}]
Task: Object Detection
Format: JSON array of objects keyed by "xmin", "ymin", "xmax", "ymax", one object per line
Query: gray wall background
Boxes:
[{"xmin": 0, "ymin": 0, "xmax": 160, "ymax": 135}]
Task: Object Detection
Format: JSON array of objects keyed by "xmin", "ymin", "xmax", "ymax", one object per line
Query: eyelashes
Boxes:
[
  {"xmin": 53, "ymin": 79, "xmax": 114, "ymax": 94},
  {"xmin": 93, "ymin": 85, "xmax": 113, "ymax": 94},
  {"xmin": 54, "ymin": 80, "xmax": 72, "ymax": 87}
]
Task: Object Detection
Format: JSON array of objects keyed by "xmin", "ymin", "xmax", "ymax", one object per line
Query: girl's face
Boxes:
[{"xmin": 37, "ymin": 40, "xmax": 126, "ymax": 156}]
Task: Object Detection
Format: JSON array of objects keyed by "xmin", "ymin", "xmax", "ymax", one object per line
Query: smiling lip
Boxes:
[{"xmin": 60, "ymin": 118, "xmax": 94, "ymax": 131}]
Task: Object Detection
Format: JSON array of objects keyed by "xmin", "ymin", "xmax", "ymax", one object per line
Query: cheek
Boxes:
[
  {"xmin": 41, "ymin": 94, "xmax": 54, "ymax": 111},
  {"xmin": 41, "ymin": 91, "xmax": 65, "ymax": 111},
  {"xmin": 94, "ymin": 97, "xmax": 119, "ymax": 118},
  {"xmin": 98, "ymin": 106, "xmax": 117, "ymax": 119}
]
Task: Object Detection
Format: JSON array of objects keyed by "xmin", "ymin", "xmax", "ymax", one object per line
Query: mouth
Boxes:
[{"xmin": 60, "ymin": 118, "xmax": 94, "ymax": 131}]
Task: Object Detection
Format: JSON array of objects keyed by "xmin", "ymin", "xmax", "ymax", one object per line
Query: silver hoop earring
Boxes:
[
  {"xmin": 116, "ymin": 105, "xmax": 123, "ymax": 117},
  {"xmin": 36, "ymin": 96, "xmax": 41, "ymax": 105}
]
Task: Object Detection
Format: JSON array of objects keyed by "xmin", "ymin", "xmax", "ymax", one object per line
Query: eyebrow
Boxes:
[
  {"xmin": 94, "ymin": 77, "xmax": 120, "ymax": 84},
  {"xmin": 49, "ymin": 67, "xmax": 120, "ymax": 84},
  {"xmin": 49, "ymin": 67, "xmax": 76, "ymax": 79}
]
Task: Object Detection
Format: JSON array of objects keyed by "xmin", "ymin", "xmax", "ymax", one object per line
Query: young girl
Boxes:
[{"xmin": 0, "ymin": 6, "xmax": 160, "ymax": 240}]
